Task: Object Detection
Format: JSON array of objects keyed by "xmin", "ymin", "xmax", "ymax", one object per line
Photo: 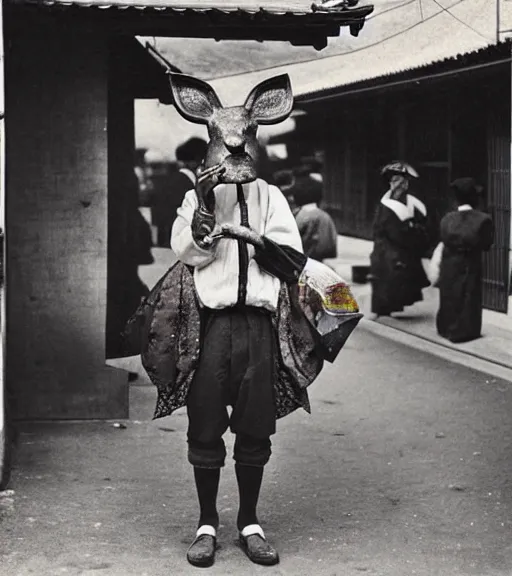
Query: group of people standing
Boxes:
[
  {"xmin": 370, "ymin": 162, "xmax": 494, "ymax": 344},
  {"xmin": 138, "ymin": 148, "xmax": 495, "ymax": 347}
]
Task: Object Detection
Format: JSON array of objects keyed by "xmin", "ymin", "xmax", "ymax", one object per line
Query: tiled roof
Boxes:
[
  {"xmin": 300, "ymin": 40, "xmax": 512, "ymax": 102},
  {"xmin": 10, "ymin": 0, "xmax": 374, "ymax": 43},
  {"xmin": 12, "ymin": 0, "xmax": 361, "ymax": 9}
]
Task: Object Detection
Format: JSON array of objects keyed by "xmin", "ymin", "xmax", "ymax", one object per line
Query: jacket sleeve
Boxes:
[
  {"xmin": 170, "ymin": 190, "xmax": 218, "ymax": 269},
  {"xmin": 480, "ymin": 216, "xmax": 494, "ymax": 251},
  {"xmin": 254, "ymin": 185, "xmax": 307, "ymax": 284}
]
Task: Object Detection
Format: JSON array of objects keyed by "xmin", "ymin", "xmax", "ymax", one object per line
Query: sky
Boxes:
[{"xmin": 140, "ymin": 0, "xmax": 505, "ymax": 79}]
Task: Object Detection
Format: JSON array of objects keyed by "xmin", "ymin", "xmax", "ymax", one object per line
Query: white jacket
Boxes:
[{"xmin": 171, "ymin": 178, "xmax": 303, "ymax": 311}]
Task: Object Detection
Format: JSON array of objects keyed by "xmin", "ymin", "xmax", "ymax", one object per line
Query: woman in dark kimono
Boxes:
[
  {"xmin": 370, "ymin": 163, "xmax": 430, "ymax": 317},
  {"xmin": 435, "ymin": 177, "xmax": 494, "ymax": 343}
]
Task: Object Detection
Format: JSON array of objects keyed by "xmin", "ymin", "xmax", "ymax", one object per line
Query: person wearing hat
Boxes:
[
  {"xmin": 369, "ymin": 161, "xmax": 430, "ymax": 317},
  {"xmin": 291, "ymin": 165, "xmax": 338, "ymax": 262},
  {"xmin": 434, "ymin": 177, "xmax": 494, "ymax": 343}
]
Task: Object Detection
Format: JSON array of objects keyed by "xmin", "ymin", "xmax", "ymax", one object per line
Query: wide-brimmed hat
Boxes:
[{"xmin": 381, "ymin": 161, "xmax": 419, "ymax": 179}]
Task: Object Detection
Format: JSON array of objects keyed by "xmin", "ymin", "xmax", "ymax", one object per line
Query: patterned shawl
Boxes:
[{"xmin": 124, "ymin": 262, "xmax": 323, "ymax": 420}]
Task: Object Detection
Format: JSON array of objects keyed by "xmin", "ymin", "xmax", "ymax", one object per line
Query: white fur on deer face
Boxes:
[{"xmin": 169, "ymin": 73, "xmax": 294, "ymax": 184}]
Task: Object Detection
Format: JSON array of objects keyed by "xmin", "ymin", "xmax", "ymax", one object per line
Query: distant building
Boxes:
[
  {"xmin": 212, "ymin": 7, "xmax": 511, "ymax": 313},
  {"xmin": 298, "ymin": 42, "xmax": 511, "ymax": 314}
]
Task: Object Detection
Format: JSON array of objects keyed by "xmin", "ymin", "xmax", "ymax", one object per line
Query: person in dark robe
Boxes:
[
  {"xmin": 151, "ymin": 138, "xmax": 208, "ymax": 247},
  {"xmin": 173, "ymin": 137, "xmax": 207, "ymax": 200},
  {"xmin": 435, "ymin": 177, "xmax": 494, "ymax": 343},
  {"xmin": 370, "ymin": 164, "xmax": 430, "ymax": 317},
  {"xmin": 292, "ymin": 166, "xmax": 338, "ymax": 262}
]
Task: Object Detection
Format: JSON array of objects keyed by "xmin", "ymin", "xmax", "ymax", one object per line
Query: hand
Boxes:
[
  {"xmin": 195, "ymin": 163, "xmax": 225, "ymax": 213},
  {"xmin": 220, "ymin": 223, "xmax": 264, "ymax": 248},
  {"xmin": 191, "ymin": 164, "xmax": 225, "ymax": 248},
  {"xmin": 192, "ymin": 206, "xmax": 217, "ymax": 249},
  {"xmin": 201, "ymin": 224, "xmax": 223, "ymax": 247}
]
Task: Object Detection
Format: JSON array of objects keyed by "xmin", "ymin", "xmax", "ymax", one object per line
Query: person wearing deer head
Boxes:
[{"xmin": 169, "ymin": 73, "xmax": 309, "ymax": 568}]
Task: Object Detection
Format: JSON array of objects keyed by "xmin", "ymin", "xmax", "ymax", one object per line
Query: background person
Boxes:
[
  {"xmin": 369, "ymin": 161, "xmax": 430, "ymax": 317},
  {"xmin": 160, "ymin": 137, "xmax": 208, "ymax": 248},
  {"xmin": 435, "ymin": 177, "xmax": 494, "ymax": 343},
  {"xmin": 148, "ymin": 138, "xmax": 208, "ymax": 248},
  {"xmin": 273, "ymin": 169, "xmax": 299, "ymax": 216},
  {"xmin": 292, "ymin": 165, "xmax": 337, "ymax": 262}
]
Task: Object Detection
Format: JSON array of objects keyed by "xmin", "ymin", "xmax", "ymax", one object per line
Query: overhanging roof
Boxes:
[
  {"xmin": 200, "ymin": 1, "xmax": 500, "ymax": 103},
  {"xmin": 8, "ymin": 0, "xmax": 374, "ymax": 49},
  {"xmin": 301, "ymin": 40, "xmax": 512, "ymax": 103}
]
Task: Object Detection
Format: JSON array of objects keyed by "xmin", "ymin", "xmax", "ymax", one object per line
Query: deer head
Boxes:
[{"xmin": 169, "ymin": 73, "xmax": 294, "ymax": 184}]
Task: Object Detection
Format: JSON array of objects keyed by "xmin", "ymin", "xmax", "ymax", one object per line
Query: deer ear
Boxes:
[
  {"xmin": 169, "ymin": 73, "xmax": 222, "ymax": 124},
  {"xmin": 244, "ymin": 74, "xmax": 294, "ymax": 125}
]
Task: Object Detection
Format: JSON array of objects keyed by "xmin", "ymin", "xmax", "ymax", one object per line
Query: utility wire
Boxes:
[
  {"xmin": 418, "ymin": 0, "xmax": 424, "ymax": 21},
  {"xmin": 159, "ymin": 0, "xmax": 421, "ymax": 81},
  {"xmin": 430, "ymin": 0, "xmax": 493, "ymax": 42},
  {"xmin": 212, "ymin": 0, "xmax": 465, "ymax": 80},
  {"xmin": 209, "ymin": 0, "xmax": 468, "ymax": 81}
]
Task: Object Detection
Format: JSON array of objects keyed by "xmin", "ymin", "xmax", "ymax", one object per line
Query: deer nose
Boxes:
[{"xmin": 224, "ymin": 136, "xmax": 245, "ymax": 155}]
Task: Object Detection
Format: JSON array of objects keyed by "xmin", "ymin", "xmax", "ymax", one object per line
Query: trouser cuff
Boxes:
[
  {"xmin": 188, "ymin": 439, "xmax": 226, "ymax": 468},
  {"xmin": 233, "ymin": 435, "xmax": 272, "ymax": 467}
]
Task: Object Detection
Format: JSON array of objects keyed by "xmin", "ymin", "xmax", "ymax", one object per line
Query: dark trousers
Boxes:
[{"xmin": 187, "ymin": 307, "xmax": 276, "ymax": 468}]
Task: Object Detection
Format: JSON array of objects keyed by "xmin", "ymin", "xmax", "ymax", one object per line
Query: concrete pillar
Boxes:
[{"xmin": 4, "ymin": 11, "xmax": 128, "ymax": 419}]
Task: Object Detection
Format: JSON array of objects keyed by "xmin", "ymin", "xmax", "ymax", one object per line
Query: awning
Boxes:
[{"xmin": 8, "ymin": 0, "xmax": 374, "ymax": 50}]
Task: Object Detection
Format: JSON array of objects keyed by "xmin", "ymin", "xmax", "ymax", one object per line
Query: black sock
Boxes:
[
  {"xmin": 193, "ymin": 467, "xmax": 221, "ymax": 529},
  {"xmin": 235, "ymin": 463, "xmax": 264, "ymax": 532}
]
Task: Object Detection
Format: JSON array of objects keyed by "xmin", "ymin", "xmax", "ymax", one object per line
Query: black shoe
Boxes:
[
  {"xmin": 239, "ymin": 529, "xmax": 279, "ymax": 566},
  {"xmin": 187, "ymin": 531, "xmax": 216, "ymax": 568}
]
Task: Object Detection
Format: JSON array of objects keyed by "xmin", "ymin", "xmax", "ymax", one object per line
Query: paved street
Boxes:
[{"xmin": 2, "ymin": 325, "xmax": 512, "ymax": 575}]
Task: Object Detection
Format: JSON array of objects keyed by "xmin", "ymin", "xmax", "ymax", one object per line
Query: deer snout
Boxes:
[{"xmin": 224, "ymin": 135, "xmax": 246, "ymax": 155}]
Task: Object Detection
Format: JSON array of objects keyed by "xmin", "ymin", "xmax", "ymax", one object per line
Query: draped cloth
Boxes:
[
  {"xmin": 370, "ymin": 192, "xmax": 430, "ymax": 315},
  {"xmin": 436, "ymin": 209, "xmax": 494, "ymax": 343},
  {"xmin": 123, "ymin": 261, "xmax": 323, "ymax": 420}
]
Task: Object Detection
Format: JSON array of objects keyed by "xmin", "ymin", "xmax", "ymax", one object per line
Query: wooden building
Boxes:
[
  {"xmin": 240, "ymin": 41, "xmax": 511, "ymax": 314},
  {"xmin": 206, "ymin": 4, "xmax": 511, "ymax": 313},
  {"xmin": 296, "ymin": 42, "xmax": 511, "ymax": 313}
]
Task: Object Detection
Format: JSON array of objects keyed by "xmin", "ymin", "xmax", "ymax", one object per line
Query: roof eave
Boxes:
[
  {"xmin": 5, "ymin": 1, "xmax": 374, "ymax": 48},
  {"xmin": 297, "ymin": 41, "xmax": 512, "ymax": 103}
]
